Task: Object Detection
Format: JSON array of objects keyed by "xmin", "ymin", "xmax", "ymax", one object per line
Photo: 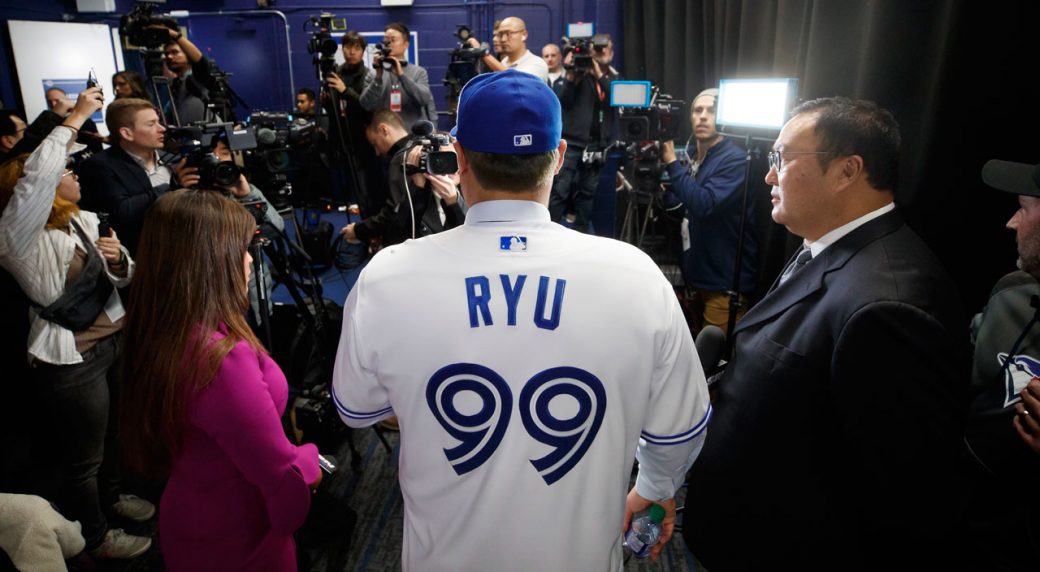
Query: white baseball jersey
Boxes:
[{"xmin": 332, "ymin": 200, "xmax": 711, "ymax": 572}]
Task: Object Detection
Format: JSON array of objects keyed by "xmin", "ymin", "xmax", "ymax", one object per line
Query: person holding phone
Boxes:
[
  {"xmin": 119, "ymin": 189, "xmax": 321, "ymax": 572},
  {"xmin": 0, "ymin": 87, "xmax": 153, "ymax": 560}
]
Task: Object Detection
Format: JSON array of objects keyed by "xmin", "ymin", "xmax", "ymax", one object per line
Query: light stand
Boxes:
[{"xmin": 715, "ymin": 77, "xmax": 798, "ymax": 358}]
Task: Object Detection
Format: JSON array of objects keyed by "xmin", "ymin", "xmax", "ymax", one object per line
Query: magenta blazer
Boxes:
[{"xmin": 159, "ymin": 327, "xmax": 320, "ymax": 571}]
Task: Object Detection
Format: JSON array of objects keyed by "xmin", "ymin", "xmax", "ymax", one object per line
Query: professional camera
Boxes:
[
  {"xmin": 292, "ymin": 384, "xmax": 347, "ymax": 452},
  {"xmin": 119, "ymin": 2, "xmax": 179, "ymax": 49},
  {"xmin": 166, "ymin": 122, "xmax": 257, "ymax": 189},
  {"xmin": 617, "ymin": 94, "xmax": 685, "ymax": 144},
  {"xmin": 405, "ymin": 120, "xmax": 458, "ymax": 176},
  {"xmin": 443, "ymin": 25, "xmax": 488, "ymax": 119},
  {"xmin": 560, "ymin": 34, "xmax": 608, "ymax": 71},
  {"xmin": 247, "ymin": 111, "xmax": 316, "ymax": 172},
  {"xmin": 373, "ymin": 43, "xmax": 394, "ymax": 72},
  {"xmin": 306, "ymin": 13, "xmax": 347, "ymax": 78}
]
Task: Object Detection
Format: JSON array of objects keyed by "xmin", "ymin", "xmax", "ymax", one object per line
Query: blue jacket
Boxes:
[{"xmin": 664, "ymin": 137, "xmax": 757, "ymax": 293}]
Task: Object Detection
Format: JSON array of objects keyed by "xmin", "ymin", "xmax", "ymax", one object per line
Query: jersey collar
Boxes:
[{"xmin": 464, "ymin": 200, "xmax": 551, "ymax": 225}]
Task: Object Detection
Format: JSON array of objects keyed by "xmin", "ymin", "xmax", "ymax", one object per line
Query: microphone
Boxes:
[
  {"xmin": 694, "ymin": 325, "xmax": 726, "ymax": 380},
  {"xmin": 410, "ymin": 120, "xmax": 435, "ymax": 137},
  {"xmin": 256, "ymin": 127, "xmax": 277, "ymax": 146}
]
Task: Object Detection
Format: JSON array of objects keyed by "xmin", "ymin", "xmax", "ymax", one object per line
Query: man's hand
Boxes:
[
  {"xmin": 623, "ymin": 488, "xmax": 677, "ymax": 561},
  {"xmin": 591, "ymin": 57, "xmax": 604, "ymax": 79},
  {"xmin": 424, "ymin": 174, "xmax": 459, "ymax": 205},
  {"xmin": 466, "ymin": 37, "xmax": 481, "ymax": 49},
  {"xmin": 661, "ymin": 139, "xmax": 677, "ymax": 164},
  {"xmin": 173, "ymin": 158, "xmax": 200, "ymax": 189},
  {"xmin": 1014, "ymin": 378, "xmax": 1040, "ymax": 453},
  {"xmin": 326, "ymin": 72, "xmax": 347, "ymax": 94},
  {"xmin": 341, "ymin": 223, "xmax": 360, "ymax": 244}
]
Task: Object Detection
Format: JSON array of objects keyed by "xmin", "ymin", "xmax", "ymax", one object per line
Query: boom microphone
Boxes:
[
  {"xmin": 410, "ymin": 120, "xmax": 435, "ymax": 137},
  {"xmin": 694, "ymin": 325, "xmax": 726, "ymax": 380}
]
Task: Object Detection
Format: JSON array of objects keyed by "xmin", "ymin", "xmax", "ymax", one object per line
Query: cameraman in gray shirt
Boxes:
[{"xmin": 359, "ymin": 23, "xmax": 437, "ymax": 130}]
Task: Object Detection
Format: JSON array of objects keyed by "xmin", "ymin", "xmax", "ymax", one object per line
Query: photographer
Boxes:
[
  {"xmin": 327, "ymin": 30, "xmax": 387, "ymax": 213},
  {"xmin": 341, "ymin": 110, "xmax": 464, "ymax": 247},
  {"xmin": 212, "ymin": 137, "xmax": 284, "ymax": 324},
  {"xmin": 78, "ymin": 98, "xmax": 198, "ymax": 255},
  {"xmin": 359, "ymin": 23, "xmax": 437, "ymax": 130},
  {"xmin": 660, "ymin": 88, "xmax": 756, "ymax": 333},
  {"xmin": 547, "ymin": 43, "xmax": 605, "ymax": 232},
  {"xmin": 0, "ymin": 87, "xmax": 153, "ymax": 560},
  {"xmin": 464, "ymin": 17, "xmax": 548, "ymax": 82},
  {"xmin": 155, "ymin": 24, "xmax": 214, "ymax": 124}
]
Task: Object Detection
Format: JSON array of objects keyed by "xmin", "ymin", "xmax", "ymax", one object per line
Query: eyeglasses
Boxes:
[
  {"xmin": 494, "ymin": 29, "xmax": 525, "ymax": 39},
  {"xmin": 767, "ymin": 150, "xmax": 831, "ymax": 172}
]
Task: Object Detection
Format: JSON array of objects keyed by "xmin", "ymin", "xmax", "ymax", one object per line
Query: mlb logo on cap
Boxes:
[{"xmin": 450, "ymin": 69, "xmax": 562, "ymax": 155}]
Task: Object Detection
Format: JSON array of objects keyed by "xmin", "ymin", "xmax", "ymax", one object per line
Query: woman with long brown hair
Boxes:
[
  {"xmin": 120, "ymin": 189, "xmax": 320, "ymax": 571},
  {"xmin": 0, "ymin": 87, "xmax": 153, "ymax": 560},
  {"xmin": 111, "ymin": 71, "xmax": 148, "ymax": 100}
]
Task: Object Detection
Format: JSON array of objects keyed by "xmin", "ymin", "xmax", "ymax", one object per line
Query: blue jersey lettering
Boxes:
[
  {"xmin": 500, "ymin": 274, "xmax": 527, "ymax": 326},
  {"xmin": 534, "ymin": 276, "xmax": 566, "ymax": 331},
  {"xmin": 465, "ymin": 276, "xmax": 493, "ymax": 328}
]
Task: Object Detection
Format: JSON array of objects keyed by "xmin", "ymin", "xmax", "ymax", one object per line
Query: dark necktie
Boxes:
[{"xmin": 778, "ymin": 247, "xmax": 813, "ymax": 286}]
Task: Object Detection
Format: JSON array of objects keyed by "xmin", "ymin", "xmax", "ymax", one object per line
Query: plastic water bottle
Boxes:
[{"xmin": 623, "ymin": 503, "xmax": 666, "ymax": 559}]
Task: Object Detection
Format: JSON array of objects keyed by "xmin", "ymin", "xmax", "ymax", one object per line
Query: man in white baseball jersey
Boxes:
[{"xmin": 331, "ymin": 69, "xmax": 710, "ymax": 571}]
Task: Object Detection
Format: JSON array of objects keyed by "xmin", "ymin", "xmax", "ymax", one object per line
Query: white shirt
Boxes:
[
  {"xmin": 127, "ymin": 149, "xmax": 172, "ymax": 188},
  {"xmin": 806, "ymin": 202, "xmax": 896, "ymax": 257},
  {"xmin": 0, "ymin": 128, "xmax": 133, "ymax": 365},
  {"xmin": 332, "ymin": 200, "xmax": 710, "ymax": 571},
  {"xmin": 501, "ymin": 50, "xmax": 550, "ymax": 83}
]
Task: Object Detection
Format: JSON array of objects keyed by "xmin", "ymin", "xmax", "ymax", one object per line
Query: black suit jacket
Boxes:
[
  {"xmin": 78, "ymin": 145, "xmax": 169, "ymax": 255},
  {"xmin": 684, "ymin": 209, "xmax": 967, "ymax": 571}
]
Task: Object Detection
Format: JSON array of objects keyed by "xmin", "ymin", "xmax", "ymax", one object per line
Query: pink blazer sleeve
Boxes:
[{"xmin": 191, "ymin": 340, "xmax": 320, "ymax": 536}]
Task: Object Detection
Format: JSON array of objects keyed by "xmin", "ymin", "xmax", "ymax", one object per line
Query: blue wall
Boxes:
[{"xmin": 1, "ymin": 0, "xmax": 623, "ymax": 129}]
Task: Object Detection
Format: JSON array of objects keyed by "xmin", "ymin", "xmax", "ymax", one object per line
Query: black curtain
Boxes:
[{"xmin": 623, "ymin": 0, "xmax": 1039, "ymax": 312}]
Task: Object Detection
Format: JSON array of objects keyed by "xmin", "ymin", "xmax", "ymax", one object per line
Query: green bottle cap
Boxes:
[{"xmin": 649, "ymin": 504, "xmax": 666, "ymax": 523}]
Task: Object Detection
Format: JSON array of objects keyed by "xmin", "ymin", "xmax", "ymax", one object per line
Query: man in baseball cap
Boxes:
[
  {"xmin": 332, "ymin": 68, "xmax": 711, "ymax": 570},
  {"xmin": 958, "ymin": 158, "xmax": 1040, "ymax": 570}
]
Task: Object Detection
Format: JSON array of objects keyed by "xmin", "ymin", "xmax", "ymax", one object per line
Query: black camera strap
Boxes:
[{"xmin": 35, "ymin": 217, "xmax": 115, "ymax": 332}]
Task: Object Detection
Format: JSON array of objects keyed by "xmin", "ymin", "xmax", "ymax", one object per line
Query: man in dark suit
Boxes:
[
  {"xmin": 78, "ymin": 98, "xmax": 195, "ymax": 254},
  {"xmin": 683, "ymin": 97, "xmax": 966, "ymax": 570}
]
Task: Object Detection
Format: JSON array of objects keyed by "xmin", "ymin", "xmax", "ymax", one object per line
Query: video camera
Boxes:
[
  {"xmin": 166, "ymin": 123, "xmax": 257, "ymax": 189},
  {"xmin": 611, "ymin": 81, "xmax": 685, "ymax": 144},
  {"xmin": 560, "ymin": 35, "xmax": 608, "ymax": 71},
  {"xmin": 405, "ymin": 120, "xmax": 458, "ymax": 176},
  {"xmin": 306, "ymin": 13, "xmax": 347, "ymax": 78},
  {"xmin": 119, "ymin": 2, "xmax": 179, "ymax": 49},
  {"xmin": 373, "ymin": 43, "xmax": 394, "ymax": 72},
  {"xmin": 443, "ymin": 25, "xmax": 487, "ymax": 119}
]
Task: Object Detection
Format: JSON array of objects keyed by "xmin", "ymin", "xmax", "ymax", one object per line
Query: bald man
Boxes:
[
  {"xmin": 542, "ymin": 43, "xmax": 563, "ymax": 85},
  {"xmin": 466, "ymin": 16, "xmax": 549, "ymax": 82}
]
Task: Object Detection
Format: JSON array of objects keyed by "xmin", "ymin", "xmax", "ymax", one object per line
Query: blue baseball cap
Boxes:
[{"xmin": 450, "ymin": 69, "xmax": 561, "ymax": 154}]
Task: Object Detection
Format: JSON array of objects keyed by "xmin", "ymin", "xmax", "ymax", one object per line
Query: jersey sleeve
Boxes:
[
  {"xmin": 634, "ymin": 283, "xmax": 712, "ymax": 500},
  {"xmin": 332, "ymin": 277, "xmax": 394, "ymax": 427}
]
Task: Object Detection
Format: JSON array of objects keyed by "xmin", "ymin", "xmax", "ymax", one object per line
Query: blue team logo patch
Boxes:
[
  {"xmin": 999, "ymin": 352, "xmax": 1040, "ymax": 407},
  {"xmin": 500, "ymin": 236, "xmax": 528, "ymax": 251}
]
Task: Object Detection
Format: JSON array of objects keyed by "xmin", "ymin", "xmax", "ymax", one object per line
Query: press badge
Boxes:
[{"xmin": 389, "ymin": 88, "xmax": 402, "ymax": 112}]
